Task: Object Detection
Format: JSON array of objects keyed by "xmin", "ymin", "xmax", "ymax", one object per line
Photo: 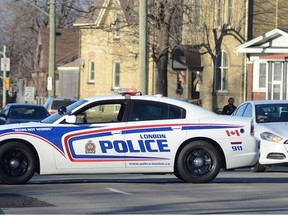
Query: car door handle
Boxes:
[
  {"xmin": 111, "ymin": 130, "xmax": 122, "ymax": 135},
  {"xmin": 172, "ymin": 126, "xmax": 182, "ymax": 130}
]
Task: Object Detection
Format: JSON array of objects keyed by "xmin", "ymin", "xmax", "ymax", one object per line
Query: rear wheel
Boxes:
[
  {"xmin": 0, "ymin": 142, "xmax": 36, "ymax": 184},
  {"xmin": 177, "ymin": 141, "xmax": 221, "ymax": 183}
]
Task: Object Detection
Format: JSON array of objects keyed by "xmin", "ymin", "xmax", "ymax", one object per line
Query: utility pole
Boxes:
[
  {"xmin": 47, "ymin": 0, "xmax": 56, "ymax": 97},
  {"xmin": 139, "ymin": 0, "xmax": 148, "ymax": 94}
]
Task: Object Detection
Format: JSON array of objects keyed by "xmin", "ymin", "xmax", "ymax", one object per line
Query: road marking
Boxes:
[{"xmin": 106, "ymin": 187, "xmax": 132, "ymax": 195}]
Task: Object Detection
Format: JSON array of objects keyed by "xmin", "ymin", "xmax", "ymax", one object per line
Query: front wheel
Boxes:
[
  {"xmin": 177, "ymin": 141, "xmax": 221, "ymax": 183},
  {"xmin": 251, "ymin": 162, "xmax": 266, "ymax": 172},
  {"xmin": 0, "ymin": 142, "xmax": 36, "ymax": 184}
]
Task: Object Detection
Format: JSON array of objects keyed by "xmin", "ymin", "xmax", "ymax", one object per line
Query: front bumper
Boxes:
[{"xmin": 259, "ymin": 140, "xmax": 288, "ymax": 165}]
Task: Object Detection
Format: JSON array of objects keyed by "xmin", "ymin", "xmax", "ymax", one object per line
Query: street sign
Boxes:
[
  {"xmin": 25, "ymin": 87, "xmax": 35, "ymax": 101},
  {"xmin": 47, "ymin": 77, "xmax": 53, "ymax": 91},
  {"xmin": 1, "ymin": 58, "xmax": 10, "ymax": 71}
]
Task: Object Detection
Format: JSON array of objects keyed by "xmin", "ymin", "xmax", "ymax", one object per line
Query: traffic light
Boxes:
[{"xmin": 4, "ymin": 77, "xmax": 10, "ymax": 89}]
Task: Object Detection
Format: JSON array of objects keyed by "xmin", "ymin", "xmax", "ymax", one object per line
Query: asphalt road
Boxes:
[{"xmin": 1, "ymin": 167, "xmax": 288, "ymax": 214}]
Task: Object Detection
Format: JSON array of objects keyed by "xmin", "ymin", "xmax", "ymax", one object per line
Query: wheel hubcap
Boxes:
[
  {"xmin": 193, "ymin": 157, "xmax": 204, "ymax": 167},
  {"xmin": 2, "ymin": 150, "xmax": 28, "ymax": 177},
  {"xmin": 186, "ymin": 149, "xmax": 213, "ymax": 175},
  {"xmin": 9, "ymin": 159, "xmax": 20, "ymax": 169}
]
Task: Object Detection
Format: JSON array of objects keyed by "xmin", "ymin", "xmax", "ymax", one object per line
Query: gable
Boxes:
[
  {"xmin": 74, "ymin": 0, "xmax": 137, "ymax": 28},
  {"xmin": 236, "ymin": 28, "xmax": 288, "ymax": 53}
]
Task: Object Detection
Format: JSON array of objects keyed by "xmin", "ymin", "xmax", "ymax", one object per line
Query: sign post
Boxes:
[{"xmin": 0, "ymin": 46, "xmax": 9, "ymax": 108}]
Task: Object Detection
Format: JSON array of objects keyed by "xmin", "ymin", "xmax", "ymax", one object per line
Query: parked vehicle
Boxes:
[
  {"xmin": 0, "ymin": 92, "xmax": 259, "ymax": 184},
  {"xmin": 232, "ymin": 100, "xmax": 288, "ymax": 172},
  {"xmin": 0, "ymin": 103, "xmax": 50, "ymax": 125},
  {"xmin": 43, "ymin": 97, "xmax": 77, "ymax": 115}
]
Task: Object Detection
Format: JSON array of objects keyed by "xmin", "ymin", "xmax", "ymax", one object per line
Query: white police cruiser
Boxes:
[{"xmin": 0, "ymin": 92, "xmax": 259, "ymax": 184}]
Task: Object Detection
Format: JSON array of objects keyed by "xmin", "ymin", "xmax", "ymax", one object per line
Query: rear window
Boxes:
[
  {"xmin": 51, "ymin": 100, "xmax": 75, "ymax": 109},
  {"xmin": 131, "ymin": 100, "xmax": 186, "ymax": 121},
  {"xmin": 9, "ymin": 106, "xmax": 49, "ymax": 119}
]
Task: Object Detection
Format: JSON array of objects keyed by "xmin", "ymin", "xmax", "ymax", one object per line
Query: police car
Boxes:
[{"xmin": 0, "ymin": 92, "xmax": 259, "ymax": 184}]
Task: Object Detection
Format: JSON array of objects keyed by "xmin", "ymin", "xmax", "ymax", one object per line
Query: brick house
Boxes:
[
  {"xmin": 74, "ymin": 0, "xmax": 157, "ymax": 98},
  {"xmin": 74, "ymin": 0, "xmax": 246, "ymax": 112},
  {"xmin": 236, "ymin": 28, "xmax": 288, "ymax": 100},
  {"xmin": 180, "ymin": 0, "xmax": 247, "ymax": 112},
  {"xmin": 235, "ymin": 0, "xmax": 288, "ymax": 101},
  {"xmin": 74, "ymin": 0, "xmax": 288, "ymax": 112},
  {"xmin": 26, "ymin": 28, "xmax": 80, "ymax": 104}
]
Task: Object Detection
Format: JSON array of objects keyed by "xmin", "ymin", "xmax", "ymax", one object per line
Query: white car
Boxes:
[
  {"xmin": 0, "ymin": 93, "xmax": 259, "ymax": 184},
  {"xmin": 232, "ymin": 100, "xmax": 288, "ymax": 172}
]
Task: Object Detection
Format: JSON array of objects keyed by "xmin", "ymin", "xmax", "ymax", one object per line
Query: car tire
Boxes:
[
  {"xmin": 0, "ymin": 142, "xmax": 36, "ymax": 184},
  {"xmin": 174, "ymin": 172, "xmax": 185, "ymax": 181},
  {"xmin": 251, "ymin": 162, "xmax": 266, "ymax": 173},
  {"xmin": 176, "ymin": 140, "xmax": 221, "ymax": 183}
]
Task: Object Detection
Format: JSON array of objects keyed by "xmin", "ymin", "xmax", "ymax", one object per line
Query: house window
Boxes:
[
  {"xmin": 194, "ymin": 0, "xmax": 201, "ymax": 27},
  {"xmin": 216, "ymin": 0, "xmax": 222, "ymax": 26},
  {"xmin": 267, "ymin": 62, "xmax": 283, "ymax": 100},
  {"xmin": 114, "ymin": 11, "xmax": 121, "ymax": 39},
  {"xmin": 113, "ymin": 61, "xmax": 120, "ymax": 88},
  {"xmin": 215, "ymin": 50, "xmax": 228, "ymax": 91},
  {"xmin": 88, "ymin": 60, "xmax": 95, "ymax": 83},
  {"xmin": 259, "ymin": 63, "xmax": 266, "ymax": 88},
  {"xmin": 226, "ymin": 0, "xmax": 232, "ymax": 23}
]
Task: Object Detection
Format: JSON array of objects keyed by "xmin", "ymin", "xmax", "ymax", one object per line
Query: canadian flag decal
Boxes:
[{"xmin": 226, "ymin": 129, "xmax": 240, "ymax": 136}]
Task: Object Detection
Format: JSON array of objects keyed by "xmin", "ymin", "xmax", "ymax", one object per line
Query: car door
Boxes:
[
  {"xmin": 124, "ymin": 100, "xmax": 187, "ymax": 170},
  {"xmin": 55, "ymin": 99, "xmax": 128, "ymax": 169}
]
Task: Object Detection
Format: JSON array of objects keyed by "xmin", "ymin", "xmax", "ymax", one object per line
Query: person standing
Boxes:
[
  {"xmin": 176, "ymin": 71, "xmax": 185, "ymax": 98},
  {"xmin": 222, "ymin": 97, "xmax": 237, "ymax": 115}
]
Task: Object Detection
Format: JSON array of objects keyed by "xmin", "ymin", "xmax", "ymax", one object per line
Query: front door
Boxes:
[
  {"xmin": 55, "ymin": 101, "xmax": 128, "ymax": 170},
  {"xmin": 267, "ymin": 61, "xmax": 287, "ymax": 100}
]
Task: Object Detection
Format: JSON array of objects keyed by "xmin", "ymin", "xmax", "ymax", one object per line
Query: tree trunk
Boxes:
[{"xmin": 155, "ymin": 24, "xmax": 170, "ymax": 96}]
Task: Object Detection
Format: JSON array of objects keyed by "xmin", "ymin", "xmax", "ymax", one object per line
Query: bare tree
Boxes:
[
  {"xmin": 0, "ymin": 0, "xmax": 93, "ymax": 81},
  {"xmin": 148, "ymin": 0, "xmax": 183, "ymax": 96},
  {"xmin": 182, "ymin": 0, "xmax": 247, "ymax": 110}
]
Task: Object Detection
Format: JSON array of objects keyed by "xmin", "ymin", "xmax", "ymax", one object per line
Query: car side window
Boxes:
[
  {"xmin": 74, "ymin": 101, "xmax": 126, "ymax": 124},
  {"xmin": 242, "ymin": 104, "xmax": 252, "ymax": 117},
  {"xmin": 233, "ymin": 104, "xmax": 248, "ymax": 117},
  {"xmin": 131, "ymin": 100, "xmax": 185, "ymax": 121}
]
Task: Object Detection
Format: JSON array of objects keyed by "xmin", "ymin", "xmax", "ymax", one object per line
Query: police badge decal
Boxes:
[{"xmin": 85, "ymin": 140, "xmax": 96, "ymax": 154}]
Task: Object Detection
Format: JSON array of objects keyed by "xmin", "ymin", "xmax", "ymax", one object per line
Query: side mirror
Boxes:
[
  {"xmin": 65, "ymin": 115, "xmax": 76, "ymax": 124},
  {"xmin": 0, "ymin": 117, "xmax": 6, "ymax": 125},
  {"xmin": 0, "ymin": 113, "xmax": 6, "ymax": 118},
  {"xmin": 58, "ymin": 106, "xmax": 67, "ymax": 115}
]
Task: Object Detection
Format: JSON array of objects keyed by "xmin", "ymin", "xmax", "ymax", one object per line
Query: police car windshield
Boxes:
[{"xmin": 41, "ymin": 99, "xmax": 88, "ymax": 123}]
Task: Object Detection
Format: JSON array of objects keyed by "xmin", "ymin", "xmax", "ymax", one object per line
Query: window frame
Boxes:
[
  {"xmin": 216, "ymin": 0, "xmax": 222, "ymax": 27},
  {"xmin": 114, "ymin": 11, "xmax": 121, "ymax": 39},
  {"xmin": 72, "ymin": 99, "xmax": 128, "ymax": 124},
  {"xmin": 226, "ymin": 0, "xmax": 232, "ymax": 24},
  {"xmin": 253, "ymin": 60, "xmax": 267, "ymax": 92},
  {"xmin": 215, "ymin": 50, "xmax": 228, "ymax": 92},
  {"xmin": 193, "ymin": 0, "xmax": 201, "ymax": 27},
  {"xmin": 88, "ymin": 60, "xmax": 95, "ymax": 83},
  {"xmin": 129, "ymin": 100, "xmax": 186, "ymax": 121},
  {"xmin": 112, "ymin": 60, "xmax": 120, "ymax": 88}
]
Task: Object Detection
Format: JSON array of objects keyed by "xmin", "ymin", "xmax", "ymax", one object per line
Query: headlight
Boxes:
[{"xmin": 260, "ymin": 132, "xmax": 283, "ymax": 143}]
